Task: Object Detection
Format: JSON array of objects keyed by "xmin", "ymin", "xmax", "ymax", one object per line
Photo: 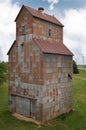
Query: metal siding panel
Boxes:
[
  {"xmin": 9, "ymin": 95, "xmax": 16, "ymax": 112},
  {"xmin": 16, "ymin": 96, "xmax": 31, "ymax": 117},
  {"xmin": 22, "ymin": 98, "xmax": 29, "ymax": 116},
  {"xmin": 16, "ymin": 96, "xmax": 22, "ymax": 114}
]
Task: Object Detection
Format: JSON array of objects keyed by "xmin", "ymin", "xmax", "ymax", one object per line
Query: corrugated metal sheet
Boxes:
[
  {"xmin": 33, "ymin": 38, "xmax": 73, "ymax": 56},
  {"xmin": 8, "ymin": 95, "xmax": 16, "ymax": 112}
]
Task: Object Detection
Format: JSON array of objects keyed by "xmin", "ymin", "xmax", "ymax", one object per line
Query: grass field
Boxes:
[
  {"xmin": 76, "ymin": 70, "xmax": 86, "ymax": 78},
  {"xmin": 0, "ymin": 71, "xmax": 86, "ymax": 130}
]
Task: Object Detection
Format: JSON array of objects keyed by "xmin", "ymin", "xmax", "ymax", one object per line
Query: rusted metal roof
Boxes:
[
  {"xmin": 15, "ymin": 5, "xmax": 63, "ymax": 27},
  {"xmin": 34, "ymin": 38, "xmax": 73, "ymax": 56}
]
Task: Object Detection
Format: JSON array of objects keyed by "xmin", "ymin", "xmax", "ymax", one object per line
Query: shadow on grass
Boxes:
[{"xmin": 56, "ymin": 110, "xmax": 74, "ymax": 120}]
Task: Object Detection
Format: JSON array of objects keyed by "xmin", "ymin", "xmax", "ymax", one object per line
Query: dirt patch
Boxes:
[
  {"xmin": 13, "ymin": 113, "xmax": 41, "ymax": 127},
  {"xmin": 78, "ymin": 68, "xmax": 86, "ymax": 71},
  {"xmin": 74, "ymin": 76, "xmax": 86, "ymax": 81}
]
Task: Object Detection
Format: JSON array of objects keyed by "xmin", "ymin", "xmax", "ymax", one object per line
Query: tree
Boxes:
[
  {"xmin": 0, "ymin": 61, "xmax": 8, "ymax": 86},
  {"xmin": 73, "ymin": 60, "xmax": 79, "ymax": 74}
]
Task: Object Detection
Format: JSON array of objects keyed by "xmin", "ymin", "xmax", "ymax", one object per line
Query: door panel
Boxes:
[{"xmin": 16, "ymin": 96, "xmax": 36, "ymax": 118}]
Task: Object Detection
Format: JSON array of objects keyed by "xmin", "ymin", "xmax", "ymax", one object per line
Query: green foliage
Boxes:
[
  {"xmin": 0, "ymin": 61, "xmax": 8, "ymax": 86},
  {"xmin": 73, "ymin": 60, "xmax": 79, "ymax": 74}
]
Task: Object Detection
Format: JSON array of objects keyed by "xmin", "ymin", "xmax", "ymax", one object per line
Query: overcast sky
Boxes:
[{"xmin": 0, "ymin": 0, "xmax": 86, "ymax": 64}]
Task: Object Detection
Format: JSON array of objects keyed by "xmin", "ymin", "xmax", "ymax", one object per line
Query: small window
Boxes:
[
  {"xmin": 22, "ymin": 25, "xmax": 26, "ymax": 35},
  {"xmin": 48, "ymin": 29, "xmax": 52, "ymax": 37}
]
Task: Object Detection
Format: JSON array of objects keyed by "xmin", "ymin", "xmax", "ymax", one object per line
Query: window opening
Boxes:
[
  {"xmin": 22, "ymin": 25, "xmax": 26, "ymax": 35},
  {"xmin": 48, "ymin": 29, "xmax": 52, "ymax": 37}
]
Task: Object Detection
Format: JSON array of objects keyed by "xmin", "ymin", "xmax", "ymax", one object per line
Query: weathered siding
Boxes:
[
  {"xmin": 16, "ymin": 8, "xmax": 33, "ymax": 36},
  {"xmin": 8, "ymin": 41, "xmax": 18, "ymax": 95},
  {"xmin": 42, "ymin": 54, "xmax": 73, "ymax": 122},
  {"xmin": 32, "ymin": 18, "xmax": 63, "ymax": 43},
  {"xmin": 8, "ymin": 40, "xmax": 45, "ymax": 121}
]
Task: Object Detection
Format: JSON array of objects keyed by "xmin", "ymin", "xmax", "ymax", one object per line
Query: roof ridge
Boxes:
[{"xmin": 25, "ymin": 6, "xmax": 58, "ymax": 20}]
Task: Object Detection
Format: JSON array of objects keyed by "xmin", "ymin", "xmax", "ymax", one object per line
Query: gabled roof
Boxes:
[
  {"xmin": 33, "ymin": 38, "xmax": 73, "ymax": 56},
  {"xmin": 7, "ymin": 40, "xmax": 16, "ymax": 55},
  {"xmin": 15, "ymin": 5, "xmax": 64, "ymax": 27}
]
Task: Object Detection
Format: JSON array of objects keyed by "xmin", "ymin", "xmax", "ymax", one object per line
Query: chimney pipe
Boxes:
[{"xmin": 38, "ymin": 7, "xmax": 44, "ymax": 13}]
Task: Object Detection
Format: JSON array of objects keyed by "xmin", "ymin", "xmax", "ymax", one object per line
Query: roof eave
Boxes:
[
  {"xmin": 15, "ymin": 5, "xmax": 24, "ymax": 22},
  {"xmin": 33, "ymin": 16, "xmax": 64, "ymax": 27},
  {"xmin": 43, "ymin": 52, "xmax": 73, "ymax": 56},
  {"xmin": 7, "ymin": 40, "xmax": 16, "ymax": 55},
  {"xmin": 15, "ymin": 5, "xmax": 33, "ymax": 22}
]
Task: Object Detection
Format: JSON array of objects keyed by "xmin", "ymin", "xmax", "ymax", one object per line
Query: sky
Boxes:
[{"xmin": 0, "ymin": 0, "xmax": 86, "ymax": 64}]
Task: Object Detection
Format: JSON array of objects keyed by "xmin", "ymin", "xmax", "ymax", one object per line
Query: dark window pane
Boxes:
[
  {"xmin": 22, "ymin": 25, "xmax": 26, "ymax": 35},
  {"xmin": 48, "ymin": 29, "xmax": 51, "ymax": 37}
]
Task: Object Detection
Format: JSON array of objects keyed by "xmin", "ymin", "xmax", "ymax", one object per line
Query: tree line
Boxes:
[{"xmin": 0, "ymin": 61, "xmax": 8, "ymax": 86}]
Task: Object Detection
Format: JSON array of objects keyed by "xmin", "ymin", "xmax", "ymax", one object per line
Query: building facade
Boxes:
[{"xmin": 7, "ymin": 5, "xmax": 73, "ymax": 122}]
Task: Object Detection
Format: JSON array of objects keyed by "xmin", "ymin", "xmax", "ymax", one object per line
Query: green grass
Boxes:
[
  {"xmin": 0, "ymin": 72, "xmax": 86, "ymax": 130},
  {"xmin": 77, "ymin": 70, "xmax": 86, "ymax": 78},
  {"xmin": 0, "ymin": 83, "xmax": 37, "ymax": 130}
]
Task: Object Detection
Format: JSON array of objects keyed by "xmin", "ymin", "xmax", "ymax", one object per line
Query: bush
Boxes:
[
  {"xmin": 73, "ymin": 60, "xmax": 79, "ymax": 74},
  {"xmin": 0, "ymin": 61, "xmax": 8, "ymax": 85}
]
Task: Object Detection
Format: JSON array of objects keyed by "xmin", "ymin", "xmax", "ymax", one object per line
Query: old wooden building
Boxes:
[{"xmin": 7, "ymin": 5, "xmax": 73, "ymax": 122}]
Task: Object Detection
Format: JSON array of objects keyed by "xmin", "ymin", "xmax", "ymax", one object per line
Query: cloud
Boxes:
[
  {"xmin": 43, "ymin": 0, "xmax": 59, "ymax": 10},
  {"xmin": 0, "ymin": 0, "xmax": 86, "ymax": 64},
  {"xmin": 59, "ymin": 8, "xmax": 86, "ymax": 64},
  {"xmin": 0, "ymin": 46, "xmax": 3, "ymax": 61},
  {"xmin": 0, "ymin": 0, "xmax": 20, "ymax": 61}
]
